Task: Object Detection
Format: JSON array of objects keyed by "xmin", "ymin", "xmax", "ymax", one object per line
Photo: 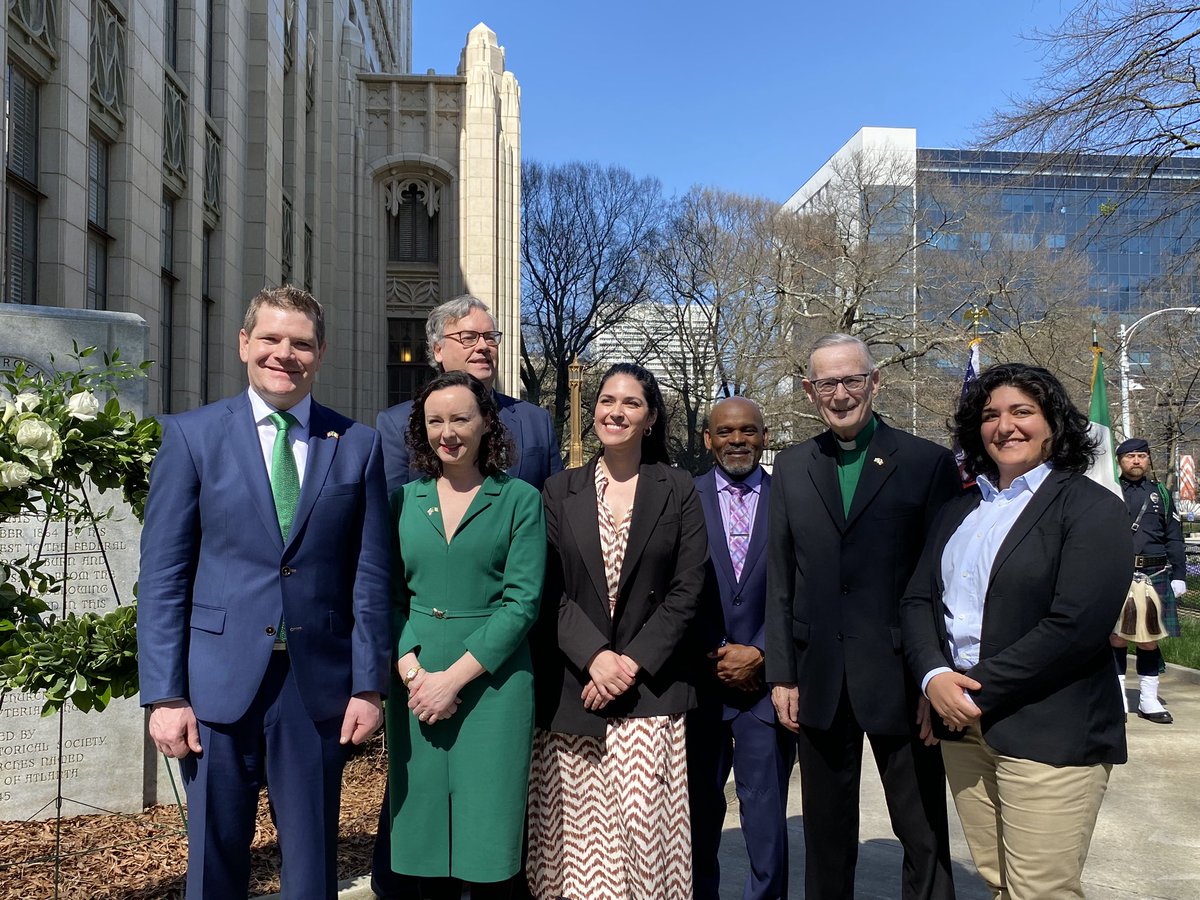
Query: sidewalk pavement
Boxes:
[
  {"xmin": 274, "ymin": 665, "xmax": 1200, "ymax": 900},
  {"xmin": 712, "ymin": 663, "xmax": 1200, "ymax": 900}
]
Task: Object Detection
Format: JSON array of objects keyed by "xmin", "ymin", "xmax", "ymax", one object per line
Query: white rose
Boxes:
[
  {"xmin": 0, "ymin": 401, "xmax": 16, "ymax": 425},
  {"xmin": 66, "ymin": 391, "xmax": 101, "ymax": 422},
  {"xmin": 15, "ymin": 418, "xmax": 56, "ymax": 450},
  {"xmin": 0, "ymin": 460, "xmax": 35, "ymax": 489},
  {"xmin": 13, "ymin": 391, "xmax": 40, "ymax": 412}
]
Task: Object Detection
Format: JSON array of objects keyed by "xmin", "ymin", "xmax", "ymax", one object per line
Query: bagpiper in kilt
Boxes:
[{"xmin": 1111, "ymin": 437, "xmax": 1189, "ymax": 725}]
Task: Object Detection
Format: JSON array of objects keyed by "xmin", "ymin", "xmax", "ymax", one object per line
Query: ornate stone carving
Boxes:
[
  {"xmin": 305, "ymin": 30, "xmax": 317, "ymax": 111},
  {"xmin": 9, "ymin": 0, "xmax": 59, "ymax": 73},
  {"xmin": 386, "ymin": 271, "xmax": 439, "ymax": 315},
  {"xmin": 382, "ymin": 175, "xmax": 439, "ymax": 218},
  {"xmin": 283, "ymin": 0, "xmax": 296, "ymax": 73},
  {"xmin": 399, "ymin": 87, "xmax": 425, "ymax": 109},
  {"xmin": 89, "ymin": 0, "xmax": 126, "ymax": 127},
  {"xmin": 282, "ymin": 195, "xmax": 294, "ymax": 283},
  {"xmin": 203, "ymin": 124, "xmax": 221, "ymax": 220},
  {"xmin": 304, "ymin": 224, "xmax": 313, "ymax": 291},
  {"xmin": 162, "ymin": 74, "xmax": 188, "ymax": 188}
]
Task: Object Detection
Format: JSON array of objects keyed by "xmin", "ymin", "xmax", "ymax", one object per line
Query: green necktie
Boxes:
[
  {"xmin": 269, "ymin": 411, "xmax": 301, "ymax": 539},
  {"xmin": 269, "ymin": 411, "xmax": 299, "ymax": 645}
]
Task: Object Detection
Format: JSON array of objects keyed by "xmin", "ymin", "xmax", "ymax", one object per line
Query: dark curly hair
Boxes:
[
  {"xmin": 407, "ymin": 371, "xmax": 514, "ymax": 478},
  {"xmin": 594, "ymin": 363, "xmax": 671, "ymax": 465},
  {"xmin": 953, "ymin": 362, "xmax": 1098, "ymax": 482}
]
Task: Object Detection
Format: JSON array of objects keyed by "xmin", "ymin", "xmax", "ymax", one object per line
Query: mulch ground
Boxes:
[{"xmin": 0, "ymin": 735, "xmax": 387, "ymax": 899}]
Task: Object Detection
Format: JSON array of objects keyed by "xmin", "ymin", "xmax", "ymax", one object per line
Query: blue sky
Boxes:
[{"xmin": 413, "ymin": 1, "xmax": 1075, "ymax": 201}]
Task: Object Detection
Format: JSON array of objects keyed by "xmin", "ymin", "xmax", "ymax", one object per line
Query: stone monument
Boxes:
[{"xmin": 0, "ymin": 305, "xmax": 150, "ymax": 820}]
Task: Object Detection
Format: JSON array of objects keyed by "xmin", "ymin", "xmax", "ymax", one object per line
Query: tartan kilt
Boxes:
[{"xmin": 1144, "ymin": 566, "xmax": 1181, "ymax": 638}]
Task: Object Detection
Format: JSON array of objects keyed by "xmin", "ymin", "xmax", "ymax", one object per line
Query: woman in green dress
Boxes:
[{"xmin": 386, "ymin": 370, "xmax": 546, "ymax": 900}]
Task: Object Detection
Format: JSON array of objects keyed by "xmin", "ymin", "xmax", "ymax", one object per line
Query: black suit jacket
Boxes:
[
  {"xmin": 694, "ymin": 467, "xmax": 774, "ymax": 723},
  {"xmin": 900, "ymin": 470, "xmax": 1131, "ymax": 766},
  {"xmin": 534, "ymin": 457, "xmax": 709, "ymax": 736},
  {"xmin": 764, "ymin": 419, "xmax": 960, "ymax": 735}
]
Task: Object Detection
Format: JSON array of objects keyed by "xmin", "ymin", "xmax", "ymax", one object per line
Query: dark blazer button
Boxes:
[
  {"xmin": 281, "ymin": 565, "xmax": 293, "ymax": 576},
  {"xmin": 836, "ymin": 632, "xmax": 844, "ymax": 641},
  {"xmin": 265, "ymin": 625, "xmax": 276, "ymax": 636},
  {"xmin": 733, "ymin": 599, "xmax": 743, "ymax": 606},
  {"xmin": 841, "ymin": 585, "xmax": 849, "ymax": 595}
]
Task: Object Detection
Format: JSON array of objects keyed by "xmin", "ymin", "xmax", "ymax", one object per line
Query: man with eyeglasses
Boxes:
[
  {"xmin": 372, "ymin": 293, "xmax": 563, "ymax": 898},
  {"xmin": 765, "ymin": 333, "xmax": 959, "ymax": 900},
  {"xmin": 375, "ymin": 294, "xmax": 563, "ymax": 495}
]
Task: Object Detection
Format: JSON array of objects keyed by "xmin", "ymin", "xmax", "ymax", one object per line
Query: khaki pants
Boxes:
[{"xmin": 941, "ymin": 724, "xmax": 1110, "ymax": 900}]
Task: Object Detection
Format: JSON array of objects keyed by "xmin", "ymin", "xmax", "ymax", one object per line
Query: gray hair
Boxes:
[
  {"xmin": 807, "ymin": 333, "xmax": 875, "ymax": 375},
  {"xmin": 425, "ymin": 294, "xmax": 494, "ymax": 368}
]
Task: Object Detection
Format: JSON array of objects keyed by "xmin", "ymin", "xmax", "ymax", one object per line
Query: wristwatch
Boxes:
[{"xmin": 402, "ymin": 666, "xmax": 423, "ymax": 687}]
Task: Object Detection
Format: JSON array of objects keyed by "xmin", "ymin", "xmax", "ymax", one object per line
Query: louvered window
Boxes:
[
  {"xmin": 87, "ymin": 134, "xmax": 110, "ymax": 309},
  {"xmin": 387, "ymin": 184, "xmax": 438, "ymax": 263},
  {"xmin": 5, "ymin": 65, "xmax": 40, "ymax": 304}
]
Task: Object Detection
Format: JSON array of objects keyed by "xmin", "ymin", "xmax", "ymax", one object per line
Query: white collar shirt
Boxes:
[{"xmin": 247, "ymin": 389, "xmax": 312, "ymax": 485}]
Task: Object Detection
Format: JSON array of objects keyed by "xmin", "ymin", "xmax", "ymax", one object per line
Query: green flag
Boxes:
[{"xmin": 1086, "ymin": 338, "xmax": 1121, "ymax": 497}]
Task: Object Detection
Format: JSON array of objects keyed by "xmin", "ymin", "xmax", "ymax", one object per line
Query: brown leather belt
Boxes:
[{"xmin": 1134, "ymin": 554, "xmax": 1168, "ymax": 568}]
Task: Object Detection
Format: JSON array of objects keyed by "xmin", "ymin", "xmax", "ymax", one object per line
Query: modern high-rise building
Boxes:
[
  {"xmin": 1, "ymin": 1, "xmax": 520, "ymax": 421},
  {"xmin": 786, "ymin": 126, "xmax": 1200, "ymax": 317}
]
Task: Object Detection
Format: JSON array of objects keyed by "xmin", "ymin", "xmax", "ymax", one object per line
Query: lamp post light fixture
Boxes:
[
  {"xmin": 567, "ymin": 355, "xmax": 585, "ymax": 468},
  {"xmin": 1117, "ymin": 306, "xmax": 1200, "ymax": 440}
]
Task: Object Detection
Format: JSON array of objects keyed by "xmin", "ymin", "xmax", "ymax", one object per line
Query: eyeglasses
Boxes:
[
  {"xmin": 442, "ymin": 330, "xmax": 503, "ymax": 348},
  {"xmin": 810, "ymin": 373, "xmax": 873, "ymax": 396}
]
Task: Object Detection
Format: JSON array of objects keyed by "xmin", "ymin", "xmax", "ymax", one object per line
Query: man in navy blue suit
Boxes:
[
  {"xmin": 375, "ymin": 294, "xmax": 563, "ymax": 494},
  {"xmin": 372, "ymin": 294, "xmax": 562, "ymax": 898},
  {"xmin": 688, "ymin": 397, "xmax": 795, "ymax": 900},
  {"xmin": 138, "ymin": 286, "xmax": 392, "ymax": 900}
]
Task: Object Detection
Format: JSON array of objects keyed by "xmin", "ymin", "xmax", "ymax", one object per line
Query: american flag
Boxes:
[{"xmin": 953, "ymin": 338, "xmax": 982, "ymax": 487}]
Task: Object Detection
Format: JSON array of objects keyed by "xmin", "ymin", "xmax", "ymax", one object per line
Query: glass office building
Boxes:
[{"xmin": 917, "ymin": 147, "xmax": 1200, "ymax": 315}]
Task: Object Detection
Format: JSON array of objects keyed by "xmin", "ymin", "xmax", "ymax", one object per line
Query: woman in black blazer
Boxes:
[
  {"xmin": 525, "ymin": 363, "xmax": 708, "ymax": 900},
  {"xmin": 901, "ymin": 363, "xmax": 1132, "ymax": 900}
]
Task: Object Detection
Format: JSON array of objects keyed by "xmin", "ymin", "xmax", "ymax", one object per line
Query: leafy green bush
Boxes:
[{"xmin": 0, "ymin": 347, "xmax": 160, "ymax": 715}]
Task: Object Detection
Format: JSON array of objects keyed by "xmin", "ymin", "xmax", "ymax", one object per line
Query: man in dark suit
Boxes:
[
  {"xmin": 137, "ymin": 286, "xmax": 392, "ymax": 899},
  {"xmin": 688, "ymin": 397, "xmax": 794, "ymax": 900},
  {"xmin": 373, "ymin": 294, "xmax": 562, "ymax": 898},
  {"xmin": 375, "ymin": 294, "xmax": 563, "ymax": 495},
  {"xmin": 764, "ymin": 333, "xmax": 959, "ymax": 900}
]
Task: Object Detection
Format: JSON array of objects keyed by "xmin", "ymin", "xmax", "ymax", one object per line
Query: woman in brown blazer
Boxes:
[{"xmin": 525, "ymin": 363, "xmax": 708, "ymax": 900}]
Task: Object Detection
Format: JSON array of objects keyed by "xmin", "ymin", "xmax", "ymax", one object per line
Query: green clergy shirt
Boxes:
[{"xmin": 836, "ymin": 415, "xmax": 877, "ymax": 517}]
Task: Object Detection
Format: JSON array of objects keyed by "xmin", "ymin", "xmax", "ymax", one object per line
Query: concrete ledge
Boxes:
[{"xmin": 1166, "ymin": 661, "xmax": 1200, "ymax": 686}]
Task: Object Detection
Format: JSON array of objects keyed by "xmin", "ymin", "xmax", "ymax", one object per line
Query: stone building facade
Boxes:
[{"xmin": 1, "ymin": 0, "xmax": 520, "ymax": 421}]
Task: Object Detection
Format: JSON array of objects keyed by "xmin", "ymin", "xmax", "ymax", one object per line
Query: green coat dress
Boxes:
[{"xmin": 386, "ymin": 473, "xmax": 546, "ymax": 882}]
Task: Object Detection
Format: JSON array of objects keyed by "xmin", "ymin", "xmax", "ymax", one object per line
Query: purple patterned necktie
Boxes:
[{"xmin": 727, "ymin": 481, "xmax": 752, "ymax": 581}]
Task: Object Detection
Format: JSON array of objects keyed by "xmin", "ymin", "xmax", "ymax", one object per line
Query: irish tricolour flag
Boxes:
[{"xmin": 1086, "ymin": 334, "xmax": 1122, "ymax": 497}]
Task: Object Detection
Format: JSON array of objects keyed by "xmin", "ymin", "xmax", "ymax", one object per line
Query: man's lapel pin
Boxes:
[{"xmin": 873, "ymin": 457, "xmax": 884, "ymax": 466}]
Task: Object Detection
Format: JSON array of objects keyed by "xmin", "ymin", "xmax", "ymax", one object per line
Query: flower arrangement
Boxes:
[{"xmin": 0, "ymin": 347, "xmax": 161, "ymax": 715}]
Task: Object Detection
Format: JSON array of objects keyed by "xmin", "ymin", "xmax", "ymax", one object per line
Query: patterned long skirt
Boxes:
[{"xmin": 525, "ymin": 715, "xmax": 692, "ymax": 900}]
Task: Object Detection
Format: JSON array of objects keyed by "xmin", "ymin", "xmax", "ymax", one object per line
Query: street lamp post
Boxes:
[
  {"xmin": 1117, "ymin": 306, "xmax": 1200, "ymax": 440},
  {"xmin": 567, "ymin": 355, "xmax": 585, "ymax": 468}
]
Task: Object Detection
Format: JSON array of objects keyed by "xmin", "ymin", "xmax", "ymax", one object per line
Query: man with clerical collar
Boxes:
[
  {"xmin": 1110, "ymin": 437, "xmax": 1189, "ymax": 724},
  {"xmin": 688, "ymin": 397, "xmax": 794, "ymax": 900},
  {"xmin": 765, "ymin": 333, "xmax": 960, "ymax": 900}
]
